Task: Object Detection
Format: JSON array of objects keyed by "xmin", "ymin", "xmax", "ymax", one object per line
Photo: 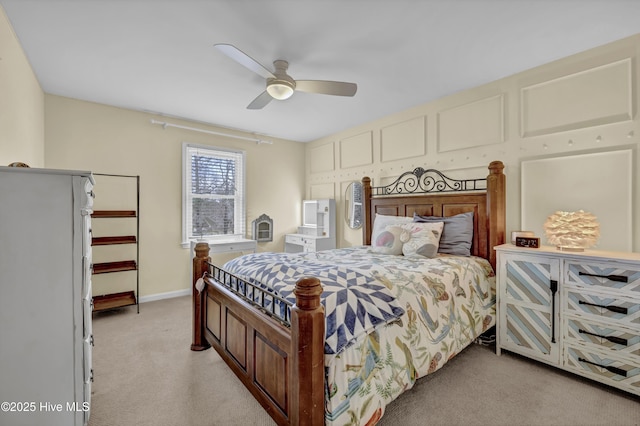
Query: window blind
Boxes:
[{"xmin": 183, "ymin": 144, "xmax": 246, "ymax": 244}]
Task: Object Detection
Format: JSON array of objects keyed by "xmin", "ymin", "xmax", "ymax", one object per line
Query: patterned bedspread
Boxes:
[
  {"xmin": 224, "ymin": 246, "xmax": 496, "ymax": 425},
  {"xmin": 223, "ymin": 247, "xmax": 405, "ymax": 354}
]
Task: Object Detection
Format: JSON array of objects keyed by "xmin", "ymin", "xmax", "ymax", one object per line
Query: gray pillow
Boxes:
[{"xmin": 413, "ymin": 212, "xmax": 473, "ymax": 256}]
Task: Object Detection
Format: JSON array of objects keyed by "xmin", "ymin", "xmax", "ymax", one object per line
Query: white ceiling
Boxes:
[{"xmin": 2, "ymin": 1, "xmax": 640, "ymax": 142}]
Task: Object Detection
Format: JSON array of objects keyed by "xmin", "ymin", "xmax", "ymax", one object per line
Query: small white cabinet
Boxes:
[
  {"xmin": 285, "ymin": 199, "xmax": 336, "ymax": 253},
  {"xmin": 496, "ymin": 244, "xmax": 640, "ymax": 396}
]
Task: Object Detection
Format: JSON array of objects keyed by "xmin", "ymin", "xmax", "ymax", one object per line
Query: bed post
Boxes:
[
  {"xmin": 362, "ymin": 176, "xmax": 373, "ymax": 246},
  {"xmin": 191, "ymin": 242, "xmax": 211, "ymax": 351},
  {"xmin": 486, "ymin": 161, "xmax": 506, "ymax": 269},
  {"xmin": 290, "ymin": 276, "xmax": 325, "ymax": 426}
]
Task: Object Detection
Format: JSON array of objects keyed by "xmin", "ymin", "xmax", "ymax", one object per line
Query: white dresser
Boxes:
[
  {"xmin": 495, "ymin": 244, "xmax": 640, "ymax": 396},
  {"xmin": 0, "ymin": 167, "xmax": 94, "ymax": 425}
]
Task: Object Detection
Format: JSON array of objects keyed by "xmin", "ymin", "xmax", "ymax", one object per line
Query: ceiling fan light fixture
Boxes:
[
  {"xmin": 215, "ymin": 45, "xmax": 357, "ymax": 109},
  {"xmin": 266, "ymin": 80, "xmax": 295, "ymax": 100}
]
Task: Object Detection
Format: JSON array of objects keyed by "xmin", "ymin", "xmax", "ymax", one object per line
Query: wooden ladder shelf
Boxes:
[{"xmin": 90, "ymin": 174, "xmax": 140, "ymax": 313}]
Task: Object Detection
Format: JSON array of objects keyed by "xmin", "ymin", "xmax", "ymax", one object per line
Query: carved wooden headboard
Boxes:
[{"xmin": 362, "ymin": 161, "xmax": 506, "ymax": 269}]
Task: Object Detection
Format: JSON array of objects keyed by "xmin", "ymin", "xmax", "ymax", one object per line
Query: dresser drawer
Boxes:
[
  {"xmin": 565, "ymin": 260, "xmax": 640, "ymax": 294},
  {"xmin": 83, "ymin": 255, "xmax": 92, "ymax": 300},
  {"xmin": 564, "ymin": 345, "xmax": 640, "ymax": 395},
  {"xmin": 565, "ymin": 316, "xmax": 640, "ymax": 358},
  {"xmin": 565, "ymin": 289, "xmax": 640, "ymax": 327},
  {"xmin": 285, "ymin": 234, "xmax": 316, "ymax": 252},
  {"xmin": 83, "ymin": 336, "xmax": 93, "ymax": 384},
  {"xmin": 83, "ymin": 216, "xmax": 92, "ymax": 256},
  {"xmin": 285, "ymin": 234, "xmax": 304, "ymax": 245},
  {"xmin": 301, "ymin": 240, "xmax": 315, "ymax": 252},
  {"xmin": 83, "ymin": 297, "xmax": 93, "ymax": 339}
]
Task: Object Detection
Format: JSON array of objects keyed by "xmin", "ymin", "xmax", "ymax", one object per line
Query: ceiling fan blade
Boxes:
[
  {"xmin": 214, "ymin": 43, "xmax": 275, "ymax": 79},
  {"xmin": 295, "ymin": 80, "xmax": 357, "ymax": 97},
  {"xmin": 247, "ymin": 91, "xmax": 273, "ymax": 109}
]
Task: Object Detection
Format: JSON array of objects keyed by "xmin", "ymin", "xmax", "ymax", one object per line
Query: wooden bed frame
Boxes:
[{"xmin": 191, "ymin": 160, "xmax": 505, "ymax": 425}]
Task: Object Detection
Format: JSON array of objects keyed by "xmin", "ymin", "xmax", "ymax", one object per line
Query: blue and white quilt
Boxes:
[{"xmin": 223, "ymin": 247, "xmax": 405, "ymax": 355}]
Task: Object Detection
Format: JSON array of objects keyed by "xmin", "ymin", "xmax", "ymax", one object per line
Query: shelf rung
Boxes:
[
  {"xmin": 92, "ymin": 236, "xmax": 137, "ymax": 246},
  {"xmin": 92, "ymin": 210, "xmax": 137, "ymax": 218},
  {"xmin": 92, "ymin": 260, "xmax": 137, "ymax": 274},
  {"xmin": 93, "ymin": 291, "xmax": 137, "ymax": 312}
]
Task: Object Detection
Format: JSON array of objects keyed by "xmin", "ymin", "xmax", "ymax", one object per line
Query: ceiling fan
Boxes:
[{"xmin": 214, "ymin": 43, "xmax": 358, "ymax": 109}]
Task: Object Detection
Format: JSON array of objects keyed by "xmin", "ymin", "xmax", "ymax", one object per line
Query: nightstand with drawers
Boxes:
[{"xmin": 495, "ymin": 244, "xmax": 640, "ymax": 396}]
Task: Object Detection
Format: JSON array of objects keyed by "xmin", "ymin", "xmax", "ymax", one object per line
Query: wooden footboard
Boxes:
[{"xmin": 191, "ymin": 243, "xmax": 325, "ymax": 426}]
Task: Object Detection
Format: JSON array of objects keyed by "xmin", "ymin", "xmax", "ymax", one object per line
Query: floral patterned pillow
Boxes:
[
  {"xmin": 371, "ymin": 214, "xmax": 413, "ymax": 255},
  {"xmin": 371, "ymin": 225, "xmax": 405, "ymax": 255},
  {"xmin": 400, "ymin": 222, "xmax": 444, "ymax": 258}
]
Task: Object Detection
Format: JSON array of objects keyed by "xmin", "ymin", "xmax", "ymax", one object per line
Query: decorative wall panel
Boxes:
[
  {"xmin": 437, "ymin": 95, "xmax": 505, "ymax": 152},
  {"xmin": 340, "ymin": 132, "xmax": 373, "ymax": 169},
  {"xmin": 521, "ymin": 59, "xmax": 632, "ymax": 137},
  {"xmin": 380, "ymin": 116, "xmax": 426, "ymax": 162},
  {"xmin": 309, "ymin": 143, "xmax": 335, "ymax": 173},
  {"xmin": 310, "ymin": 183, "xmax": 335, "ymax": 200},
  {"xmin": 521, "ymin": 149, "xmax": 633, "ymax": 252}
]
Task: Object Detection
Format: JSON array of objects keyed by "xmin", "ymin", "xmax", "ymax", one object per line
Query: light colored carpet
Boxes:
[{"xmin": 89, "ymin": 296, "xmax": 639, "ymax": 426}]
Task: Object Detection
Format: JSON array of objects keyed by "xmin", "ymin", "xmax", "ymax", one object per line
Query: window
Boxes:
[{"xmin": 182, "ymin": 143, "xmax": 246, "ymax": 247}]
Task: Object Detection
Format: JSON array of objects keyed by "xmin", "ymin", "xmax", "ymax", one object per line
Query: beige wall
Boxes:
[
  {"xmin": 0, "ymin": 7, "xmax": 44, "ymax": 167},
  {"xmin": 308, "ymin": 34, "xmax": 640, "ymax": 253},
  {"xmin": 45, "ymin": 95, "xmax": 305, "ymax": 298}
]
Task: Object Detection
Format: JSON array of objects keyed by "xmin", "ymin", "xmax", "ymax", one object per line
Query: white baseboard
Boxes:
[{"xmin": 139, "ymin": 288, "xmax": 191, "ymax": 304}]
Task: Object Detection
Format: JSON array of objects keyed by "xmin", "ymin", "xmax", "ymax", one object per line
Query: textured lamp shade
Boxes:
[{"xmin": 543, "ymin": 210, "xmax": 600, "ymax": 251}]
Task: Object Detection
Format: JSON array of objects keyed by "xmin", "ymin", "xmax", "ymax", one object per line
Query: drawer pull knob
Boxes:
[
  {"xmin": 578, "ymin": 300, "xmax": 628, "ymax": 315},
  {"xmin": 578, "ymin": 328, "xmax": 628, "ymax": 346},
  {"xmin": 578, "ymin": 272, "xmax": 628, "ymax": 283},
  {"xmin": 578, "ymin": 357, "xmax": 627, "ymax": 377}
]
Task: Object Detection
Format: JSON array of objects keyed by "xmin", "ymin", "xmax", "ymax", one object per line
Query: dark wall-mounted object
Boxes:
[{"xmin": 252, "ymin": 213, "xmax": 273, "ymax": 242}]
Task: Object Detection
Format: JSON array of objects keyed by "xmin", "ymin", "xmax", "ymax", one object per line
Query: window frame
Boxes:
[{"xmin": 181, "ymin": 142, "xmax": 247, "ymax": 248}]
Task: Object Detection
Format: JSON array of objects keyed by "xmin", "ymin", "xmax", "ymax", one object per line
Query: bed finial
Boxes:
[
  {"xmin": 293, "ymin": 276, "xmax": 322, "ymax": 309},
  {"xmin": 488, "ymin": 160, "xmax": 505, "ymax": 175}
]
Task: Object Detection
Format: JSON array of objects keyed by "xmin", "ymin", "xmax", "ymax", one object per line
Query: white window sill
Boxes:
[{"xmin": 184, "ymin": 238, "xmax": 257, "ymax": 254}]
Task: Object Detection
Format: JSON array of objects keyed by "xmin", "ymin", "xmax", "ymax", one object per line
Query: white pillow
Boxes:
[
  {"xmin": 400, "ymin": 222, "xmax": 444, "ymax": 258},
  {"xmin": 371, "ymin": 214, "xmax": 412, "ymax": 255}
]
